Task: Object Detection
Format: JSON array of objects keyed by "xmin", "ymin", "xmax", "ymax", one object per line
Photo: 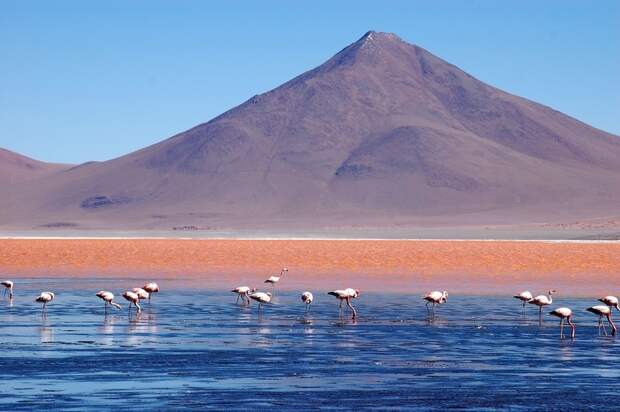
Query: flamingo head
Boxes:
[
  {"xmin": 616, "ymin": 304, "xmax": 620, "ymax": 311},
  {"xmin": 442, "ymin": 291, "xmax": 449, "ymax": 300},
  {"xmin": 549, "ymin": 290, "xmax": 556, "ymax": 295},
  {"xmin": 266, "ymin": 292, "xmax": 272, "ymax": 297},
  {"xmin": 251, "ymin": 287, "xmax": 257, "ymax": 293},
  {"xmin": 354, "ymin": 289, "xmax": 360, "ymax": 298},
  {"xmin": 282, "ymin": 268, "xmax": 289, "ymax": 273}
]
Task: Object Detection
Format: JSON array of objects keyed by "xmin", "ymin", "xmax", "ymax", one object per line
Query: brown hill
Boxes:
[
  {"xmin": 2, "ymin": 31, "xmax": 619, "ymax": 230},
  {"xmin": 0, "ymin": 148, "xmax": 70, "ymax": 185}
]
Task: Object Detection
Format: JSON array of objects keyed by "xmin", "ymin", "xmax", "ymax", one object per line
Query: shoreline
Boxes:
[
  {"xmin": 1, "ymin": 238, "xmax": 619, "ymax": 296},
  {"xmin": 1, "ymin": 236, "xmax": 619, "ymax": 243}
]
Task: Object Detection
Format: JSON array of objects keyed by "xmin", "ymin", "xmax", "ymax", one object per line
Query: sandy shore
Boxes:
[{"xmin": 1, "ymin": 238, "xmax": 619, "ymax": 295}]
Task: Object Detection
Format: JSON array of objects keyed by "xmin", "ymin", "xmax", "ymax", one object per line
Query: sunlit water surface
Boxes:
[{"xmin": 0, "ymin": 278, "xmax": 618, "ymax": 410}]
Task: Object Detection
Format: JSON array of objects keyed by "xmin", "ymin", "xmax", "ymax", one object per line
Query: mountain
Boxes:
[
  {"xmin": 2, "ymin": 31, "xmax": 620, "ymax": 230},
  {"xmin": 0, "ymin": 148, "xmax": 70, "ymax": 185}
]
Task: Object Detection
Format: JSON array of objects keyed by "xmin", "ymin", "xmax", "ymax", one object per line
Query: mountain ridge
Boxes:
[{"xmin": 1, "ymin": 31, "xmax": 619, "ymax": 230}]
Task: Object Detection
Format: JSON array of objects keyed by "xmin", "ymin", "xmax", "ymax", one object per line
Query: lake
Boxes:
[{"xmin": 0, "ymin": 278, "xmax": 618, "ymax": 410}]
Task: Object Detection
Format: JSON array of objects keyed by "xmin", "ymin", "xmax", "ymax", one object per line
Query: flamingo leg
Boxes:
[
  {"xmin": 607, "ymin": 315, "xmax": 617, "ymax": 336},
  {"xmin": 236, "ymin": 294, "xmax": 240, "ymax": 304},
  {"xmin": 568, "ymin": 317, "xmax": 576, "ymax": 339},
  {"xmin": 599, "ymin": 317, "xmax": 608, "ymax": 336},
  {"xmin": 559, "ymin": 318, "xmax": 564, "ymax": 338},
  {"xmin": 346, "ymin": 297, "xmax": 357, "ymax": 319}
]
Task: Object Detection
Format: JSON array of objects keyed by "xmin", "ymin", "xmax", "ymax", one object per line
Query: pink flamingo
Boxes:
[
  {"xmin": 587, "ymin": 305, "xmax": 617, "ymax": 336},
  {"xmin": 513, "ymin": 291, "xmax": 533, "ymax": 311},
  {"xmin": 328, "ymin": 288, "xmax": 359, "ymax": 319},
  {"xmin": 122, "ymin": 291, "xmax": 141, "ymax": 313},
  {"xmin": 96, "ymin": 291, "xmax": 122, "ymax": 313},
  {"xmin": 132, "ymin": 288, "xmax": 150, "ymax": 302},
  {"xmin": 264, "ymin": 268, "xmax": 288, "ymax": 294},
  {"xmin": 1, "ymin": 280, "xmax": 14, "ymax": 299},
  {"xmin": 528, "ymin": 290, "xmax": 555, "ymax": 321},
  {"xmin": 301, "ymin": 291, "xmax": 313, "ymax": 311},
  {"xmin": 424, "ymin": 290, "xmax": 448, "ymax": 317},
  {"xmin": 35, "ymin": 292, "xmax": 55, "ymax": 314},
  {"xmin": 142, "ymin": 282, "xmax": 160, "ymax": 301},
  {"xmin": 249, "ymin": 291, "xmax": 272, "ymax": 312},
  {"xmin": 598, "ymin": 296, "xmax": 620, "ymax": 311},
  {"xmin": 549, "ymin": 307, "xmax": 575, "ymax": 339},
  {"xmin": 231, "ymin": 286, "xmax": 256, "ymax": 305}
]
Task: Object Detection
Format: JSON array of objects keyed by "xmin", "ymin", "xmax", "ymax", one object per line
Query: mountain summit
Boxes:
[{"xmin": 2, "ymin": 31, "xmax": 619, "ymax": 230}]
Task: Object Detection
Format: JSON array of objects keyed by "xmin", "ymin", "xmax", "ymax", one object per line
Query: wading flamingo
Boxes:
[
  {"xmin": 328, "ymin": 288, "xmax": 360, "ymax": 319},
  {"xmin": 424, "ymin": 290, "xmax": 448, "ymax": 317},
  {"xmin": 549, "ymin": 307, "xmax": 575, "ymax": 339},
  {"xmin": 132, "ymin": 288, "xmax": 150, "ymax": 302},
  {"xmin": 1, "ymin": 280, "xmax": 14, "ymax": 299},
  {"xmin": 513, "ymin": 291, "xmax": 533, "ymax": 311},
  {"xmin": 598, "ymin": 296, "xmax": 620, "ymax": 311},
  {"xmin": 122, "ymin": 291, "xmax": 142, "ymax": 313},
  {"xmin": 264, "ymin": 268, "xmax": 288, "ymax": 294},
  {"xmin": 35, "ymin": 292, "xmax": 54, "ymax": 313},
  {"xmin": 528, "ymin": 290, "xmax": 555, "ymax": 320},
  {"xmin": 142, "ymin": 282, "xmax": 159, "ymax": 301},
  {"xmin": 96, "ymin": 291, "xmax": 122, "ymax": 313},
  {"xmin": 249, "ymin": 291, "xmax": 272, "ymax": 311},
  {"xmin": 231, "ymin": 286, "xmax": 256, "ymax": 305},
  {"xmin": 586, "ymin": 305, "xmax": 617, "ymax": 336},
  {"xmin": 301, "ymin": 291, "xmax": 313, "ymax": 311}
]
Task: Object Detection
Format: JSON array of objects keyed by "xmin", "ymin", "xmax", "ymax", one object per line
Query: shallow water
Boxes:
[{"xmin": 0, "ymin": 279, "xmax": 618, "ymax": 410}]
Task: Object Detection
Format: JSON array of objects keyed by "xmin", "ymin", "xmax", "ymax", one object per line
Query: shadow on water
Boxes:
[{"xmin": 0, "ymin": 280, "xmax": 619, "ymax": 410}]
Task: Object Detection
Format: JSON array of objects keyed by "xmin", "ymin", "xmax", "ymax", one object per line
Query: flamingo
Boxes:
[
  {"xmin": 122, "ymin": 291, "xmax": 142, "ymax": 313},
  {"xmin": 328, "ymin": 288, "xmax": 360, "ymax": 319},
  {"xmin": 598, "ymin": 296, "xmax": 620, "ymax": 311},
  {"xmin": 142, "ymin": 282, "xmax": 160, "ymax": 301},
  {"xmin": 513, "ymin": 291, "xmax": 533, "ymax": 311},
  {"xmin": 586, "ymin": 305, "xmax": 617, "ymax": 336},
  {"xmin": 249, "ymin": 291, "xmax": 272, "ymax": 311},
  {"xmin": 424, "ymin": 290, "xmax": 448, "ymax": 316},
  {"xmin": 549, "ymin": 307, "xmax": 575, "ymax": 339},
  {"xmin": 35, "ymin": 292, "xmax": 54, "ymax": 313},
  {"xmin": 1, "ymin": 280, "xmax": 14, "ymax": 299},
  {"xmin": 301, "ymin": 291, "xmax": 313, "ymax": 311},
  {"xmin": 264, "ymin": 268, "xmax": 288, "ymax": 293},
  {"xmin": 96, "ymin": 291, "xmax": 122, "ymax": 313},
  {"xmin": 528, "ymin": 290, "xmax": 555, "ymax": 319},
  {"xmin": 231, "ymin": 286, "xmax": 256, "ymax": 305},
  {"xmin": 132, "ymin": 288, "xmax": 150, "ymax": 302}
]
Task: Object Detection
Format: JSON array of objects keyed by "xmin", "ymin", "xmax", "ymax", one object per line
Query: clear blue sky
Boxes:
[{"xmin": 1, "ymin": 0, "xmax": 618, "ymax": 164}]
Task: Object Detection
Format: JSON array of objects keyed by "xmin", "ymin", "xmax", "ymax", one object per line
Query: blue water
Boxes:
[{"xmin": 0, "ymin": 278, "xmax": 618, "ymax": 411}]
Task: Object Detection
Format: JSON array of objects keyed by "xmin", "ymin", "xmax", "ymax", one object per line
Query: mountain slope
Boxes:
[
  {"xmin": 2, "ymin": 31, "xmax": 619, "ymax": 230},
  {"xmin": 0, "ymin": 148, "xmax": 71, "ymax": 185}
]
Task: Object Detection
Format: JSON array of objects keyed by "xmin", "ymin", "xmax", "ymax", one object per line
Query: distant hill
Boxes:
[
  {"xmin": 1, "ymin": 31, "xmax": 619, "ymax": 230},
  {"xmin": 0, "ymin": 148, "xmax": 70, "ymax": 185}
]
